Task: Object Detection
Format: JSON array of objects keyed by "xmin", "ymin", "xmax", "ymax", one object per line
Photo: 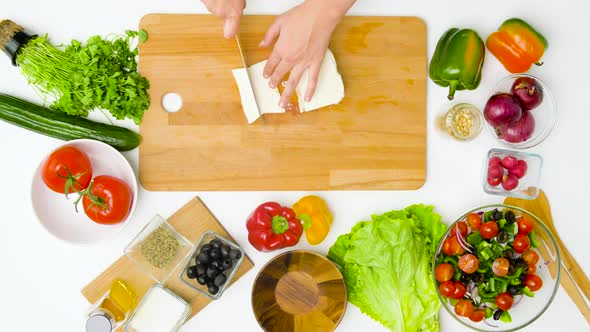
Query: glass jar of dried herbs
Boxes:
[{"xmin": 140, "ymin": 227, "xmax": 180, "ymax": 269}]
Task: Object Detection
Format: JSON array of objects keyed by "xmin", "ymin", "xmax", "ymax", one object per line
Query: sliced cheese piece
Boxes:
[
  {"xmin": 296, "ymin": 49, "xmax": 345, "ymax": 112},
  {"xmin": 247, "ymin": 61, "xmax": 284, "ymax": 114},
  {"xmin": 232, "ymin": 67, "xmax": 261, "ymax": 124}
]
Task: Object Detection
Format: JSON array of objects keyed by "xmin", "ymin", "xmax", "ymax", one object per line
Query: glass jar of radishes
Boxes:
[{"xmin": 483, "ymin": 148, "xmax": 543, "ymax": 199}]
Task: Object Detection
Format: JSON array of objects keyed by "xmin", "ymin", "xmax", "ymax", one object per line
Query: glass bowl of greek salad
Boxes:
[{"xmin": 433, "ymin": 204, "xmax": 560, "ymax": 331}]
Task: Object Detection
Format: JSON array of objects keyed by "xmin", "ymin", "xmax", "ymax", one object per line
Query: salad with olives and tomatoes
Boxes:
[{"xmin": 434, "ymin": 208, "xmax": 544, "ymax": 325}]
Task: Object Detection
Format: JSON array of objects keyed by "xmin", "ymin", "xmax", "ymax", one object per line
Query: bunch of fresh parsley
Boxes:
[{"xmin": 17, "ymin": 30, "xmax": 150, "ymax": 124}]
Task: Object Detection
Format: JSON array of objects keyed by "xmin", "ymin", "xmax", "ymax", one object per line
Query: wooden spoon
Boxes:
[{"xmin": 505, "ymin": 190, "xmax": 590, "ymax": 324}]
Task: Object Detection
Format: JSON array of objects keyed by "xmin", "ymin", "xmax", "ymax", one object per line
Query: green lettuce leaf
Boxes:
[{"xmin": 328, "ymin": 204, "xmax": 446, "ymax": 332}]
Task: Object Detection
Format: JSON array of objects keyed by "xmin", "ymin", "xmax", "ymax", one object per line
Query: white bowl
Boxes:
[{"xmin": 31, "ymin": 139, "xmax": 138, "ymax": 245}]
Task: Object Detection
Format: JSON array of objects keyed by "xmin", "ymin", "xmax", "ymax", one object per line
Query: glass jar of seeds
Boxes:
[{"xmin": 439, "ymin": 103, "xmax": 483, "ymax": 141}]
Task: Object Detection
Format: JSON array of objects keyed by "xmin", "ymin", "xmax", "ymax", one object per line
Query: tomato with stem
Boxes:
[
  {"xmin": 78, "ymin": 175, "xmax": 132, "ymax": 225},
  {"xmin": 435, "ymin": 263, "xmax": 455, "ymax": 282},
  {"xmin": 41, "ymin": 146, "xmax": 92, "ymax": 195}
]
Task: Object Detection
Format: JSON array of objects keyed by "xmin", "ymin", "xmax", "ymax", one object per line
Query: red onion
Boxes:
[
  {"xmin": 512, "ymin": 294, "xmax": 525, "ymax": 308},
  {"xmin": 497, "ymin": 110, "xmax": 535, "ymax": 143},
  {"xmin": 484, "ymin": 320, "xmax": 498, "ymax": 328},
  {"xmin": 484, "ymin": 93, "xmax": 523, "ymax": 127},
  {"xmin": 511, "ymin": 77, "xmax": 544, "ymax": 111},
  {"xmin": 455, "ymin": 226, "xmax": 473, "ymax": 253},
  {"xmin": 544, "ymin": 260, "xmax": 550, "ymax": 265}
]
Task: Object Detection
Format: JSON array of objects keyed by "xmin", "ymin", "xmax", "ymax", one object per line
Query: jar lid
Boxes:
[{"xmin": 86, "ymin": 313, "xmax": 113, "ymax": 332}]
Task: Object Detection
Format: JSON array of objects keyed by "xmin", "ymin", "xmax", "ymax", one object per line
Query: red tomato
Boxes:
[
  {"xmin": 447, "ymin": 236, "xmax": 466, "ymax": 256},
  {"xmin": 492, "ymin": 258, "xmax": 510, "ymax": 277},
  {"xmin": 522, "ymin": 250, "xmax": 539, "ymax": 266},
  {"xmin": 480, "ymin": 221, "xmax": 499, "ymax": 239},
  {"xmin": 451, "ymin": 222, "xmax": 468, "ymax": 237},
  {"xmin": 439, "ymin": 281, "xmax": 455, "ymax": 298},
  {"xmin": 469, "ymin": 309, "xmax": 486, "ymax": 322},
  {"xmin": 82, "ymin": 175, "xmax": 133, "ymax": 225},
  {"xmin": 527, "ymin": 263, "xmax": 536, "ymax": 274},
  {"xmin": 41, "ymin": 146, "xmax": 92, "ymax": 194},
  {"xmin": 525, "ymin": 274, "xmax": 543, "ymax": 291},
  {"xmin": 495, "ymin": 292, "xmax": 514, "ymax": 311},
  {"xmin": 458, "ymin": 254, "xmax": 479, "ymax": 274},
  {"xmin": 442, "ymin": 238, "xmax": 453, "ymax": 256},
  {"xmin": 513, "ymin": 234, "xmax": 531, "ymax": 253},
  {"xmin": 435, "ymin": 263, "xmax": 455, "ymax": 282},
  {"xmin": 517, "ymin": 215, "xmax": 535, "ymax": 235},
  {"xmin": 454, "ymin": 299, "xmax": 475, "ymax": 317},
  {"xmin": 466, "ymin": 213, "xmax": 482, "ymax": 231},
  {"xmin": 452, "ymin": 281, "xmax": 467, "ymax": 299}
]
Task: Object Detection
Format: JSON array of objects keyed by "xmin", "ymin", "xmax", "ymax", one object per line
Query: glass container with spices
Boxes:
[
  {"xmin": 86, "ymin": 279, "xmax": 138, "ymax": 332},
  {"xmin": 438, "ymin": 103, "xmax": 483, "ymax": 141},
  {"xmin": 125, "ymin": 215, "xmax": 193, "ymax": 283}
]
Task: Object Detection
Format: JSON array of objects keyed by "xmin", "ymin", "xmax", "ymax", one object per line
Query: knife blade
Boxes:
[{"xmin": 235, "ymin": 35, "xmax": 263, "ymax": 120}]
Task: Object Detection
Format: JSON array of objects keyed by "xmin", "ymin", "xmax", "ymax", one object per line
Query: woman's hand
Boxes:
[
  {"xmin": 201, "ymin": 0, "xmax": 246, "ymax": 39},
  {"xmin": 261, "ymin": 0, "xmax": 355, "ymax": 108}
]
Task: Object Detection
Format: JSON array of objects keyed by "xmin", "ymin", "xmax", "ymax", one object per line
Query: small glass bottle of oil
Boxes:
[{"xmin": 86, "ymin": 279, "xmax": 138, "ymax": 332}]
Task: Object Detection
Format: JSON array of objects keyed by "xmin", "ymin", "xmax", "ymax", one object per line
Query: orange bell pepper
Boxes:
[
  {"xmin": 292, "ymin": 195, "xmax": 333, "ymax": 245},
  {"xmin": 486, "ymin": 18, "xmax": 548, "ymax": 73}
]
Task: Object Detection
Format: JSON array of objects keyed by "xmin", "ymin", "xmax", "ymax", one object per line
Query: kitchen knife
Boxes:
[{"xmin": 235, "ymin": 35, "xmax": 263, "ymax": 121}]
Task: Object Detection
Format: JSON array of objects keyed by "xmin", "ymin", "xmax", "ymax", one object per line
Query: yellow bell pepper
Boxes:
[{"xmin": 292, "ymin": 195, "xmax": 333, "ymax": 245}]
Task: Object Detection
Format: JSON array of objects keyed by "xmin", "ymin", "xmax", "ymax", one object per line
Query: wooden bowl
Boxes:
[{"xmin": 252, "ymin": 250, "xmax": 347, "ymax": 332}]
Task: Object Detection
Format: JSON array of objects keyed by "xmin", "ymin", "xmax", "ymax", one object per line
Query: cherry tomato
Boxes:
[
  {"xmin": 525, "ymin": 274, "xmax": 543, "ymax": 291},
  {"xmin": 454, "ymin": 299, "xmax": 474, "ymax": 317},
  {"xmin": 442, "ymin": 238, "xmax": 453, "ymax": 256},
  {"xmin": 41, "ymin": 146, "xmax": 92, "ymax": 194},
  {"xmin": 435, "ymin": 263, "xmax": 455, "ymax": 282},
  {"xmin": 82, "ymin": 175, "xmax": 133, "ymax": 225},
  {"xmin": 492, "ymin": 257, "xmax": 510, "ymax": 277},
  {"xmin": 469, "ymin": 309, "xmax": 486, "ymax": 322},
  {"xmin": 451, "ymin": 221, "xmax": 468, "ymax": 237},
  {"xmin": 439, "ymin": 281, "xmax": 455, "ymax": 298},
  {"xmin": 480, "ymin": 221, "xmax": 499, "ymax": 239},
  {"xmin": 458, "ymin": 254, "xmax": 479, "ymax": 274},
  {"xmin": 513, "ymin": 234, "xmax": 531, "ymax": 254},
  {"xmin": 495, "ymin": 292, "xmax": 514, "ymax": 311},
  {"xmin": 517, "ymin": 215, "xmax": 535, "ymax": 235},
  {"xmin": 447, "ymin": 236, "xmax": 466, "ymax": 256},
  {"xmin": 527, "ymin": 263, "xmax": 536, "ymax": 274},
  {"xmin": 452, "ymin": 281, "xmax": 467, "ymax": 299},
  {"xmin": 521, "ymin": 250, "xmax": 539, "ymax": 266},
  {"xmin": 466, "ymin": 213, "xmax": 482, "ymax": 231}
]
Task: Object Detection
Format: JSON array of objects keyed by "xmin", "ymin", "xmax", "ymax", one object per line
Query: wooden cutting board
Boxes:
[
  {"xmin": 138, "ymin": 14, "xmax": 427, "ymax": 191},
  {"xmin": 81, "ymin": 197, "xmax": 254, "ymax": 331}
]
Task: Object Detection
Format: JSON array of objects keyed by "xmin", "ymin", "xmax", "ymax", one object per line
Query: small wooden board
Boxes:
[
  {"xmin": 81, "ymin": 197, "xmax": 254, "ymax": 331},
  {"xmin": 138, "ymin": 14, "xmax": 427, "ymax": 191}
]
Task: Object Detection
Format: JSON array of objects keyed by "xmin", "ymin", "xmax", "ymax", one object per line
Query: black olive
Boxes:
[
  {"xmin": 196, "ymin": 252, "xmax": 210, "ymax": 265},
  {"xmin": 209, "ymin": 248, "xmax": 221, "ymax": 260},
  {"xmin": 206, "ymin": 265, "xmax": 218, "ymax": 279},
  {"xmin": 210, "ymin": 260, "xmax": 221, "ymax": 270},
  {"xmin": 493, "ymin": 309, "xmax": 503, "ymax": 321},
  {"xmin": 197, "ymin": 275, "xmax": 207, "ymax": 285},
  {"xmin": 503, "ymin": 248, "xmax": 516, "ymax": 260},
  {"xmin": 187, "ymin": 265, "xmax": 198, "ymax": 279},
  {"xmin": 519, "ymin": 273, "xmax": 527, "ymax": 283},
  {"xmin": 229, "ymin": 249, "xmax": 242, "ymax": 260},
  {"xmin": 507, "ymin": 285, "xmax": 521, "ymax": 295},
  {"xmin": 200, "ymin": 244, "xmax": 212, "ymax": 253},
  {"xmin": 208, "ymin": 284, "xmax": 219, "ymax": 295},
  {"xmin": 220, "ymin": 245, "xmax": 231, "ymax": 258},
  {"xmin": 214, "ymin": 273, "xmax": 227, "ymax": 287},
  {"xmin": 210, "ymin": 240, "xmax": 222, "ymax": 249},
  {"xmin": 505, "ymin": 211, "xmax": 516, "ymax": 224},
  {"xmin": 497, "ymin": 231, "xmax": 509, "ymax": 244},
  {"xmin": 196, "ymin": 264, "xmax": 207, "ymax": 277},
  {"xmin": 492, "ymin": 209, "xmax": 503, "ymax": 221},
  {"xmin": 508, "ymin": 265, "xmax": 515, "ymax": 276},
  {"xmin": 460, "ymin": 274, "xmax": 471, "ymax": 284},
  {"xmin": 222, "ymin": 258, "xmax": 233, "ymax": 271},
  {"xmin": 472, "ymin": 272, "xmax": 485, "ymax": 284}
]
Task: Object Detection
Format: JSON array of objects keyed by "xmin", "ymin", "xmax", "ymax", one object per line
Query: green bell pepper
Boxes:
[{"xmin": 429, "ymin": 28, "xmax": 485, "ymax": 100}]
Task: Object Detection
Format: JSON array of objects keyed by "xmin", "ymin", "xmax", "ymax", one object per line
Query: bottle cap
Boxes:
[{"xmin": 86, "ymin": 313, "xmax": 113, "ymax": 332}]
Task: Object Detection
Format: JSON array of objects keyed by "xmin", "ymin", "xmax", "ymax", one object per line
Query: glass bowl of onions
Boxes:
[
  {"xmin": 433, "ymin": 204, "xmax": 560, "ymax": 331},
  {"xmin": 483, "ymin": 75, "xmax": 556, "ymax": 149}
]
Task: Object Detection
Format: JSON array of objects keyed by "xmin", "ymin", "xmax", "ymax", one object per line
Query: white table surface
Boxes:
[{"xmin": 1, "ymin": 0, "xmax": 588, "ymax": 331}]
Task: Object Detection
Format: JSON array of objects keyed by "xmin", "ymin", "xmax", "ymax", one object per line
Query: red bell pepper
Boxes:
[{"xmin": 246, "ymin": 202, "xmax": 303, "ymax": 252}]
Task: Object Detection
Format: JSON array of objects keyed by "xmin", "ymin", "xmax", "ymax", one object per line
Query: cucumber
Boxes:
[{"xmin": 0, "ymin": 93, "xmax": 141, "ymax": 151}]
